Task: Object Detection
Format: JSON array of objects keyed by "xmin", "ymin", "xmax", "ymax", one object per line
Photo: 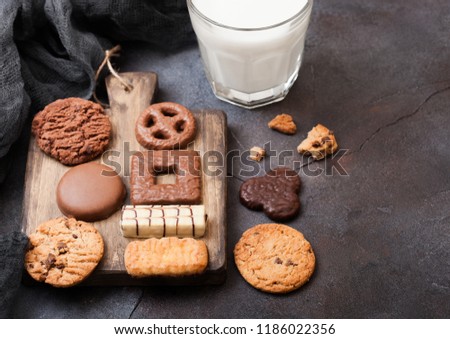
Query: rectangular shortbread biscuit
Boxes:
[{"xmin": 124, "ymin": 237, "xmax": 208, "ymax": 277}]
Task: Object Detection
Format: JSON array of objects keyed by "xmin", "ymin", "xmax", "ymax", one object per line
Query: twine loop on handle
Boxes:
[{"xmin": 93, "ymin": 45, "xmax": 133, "ymax": 107}]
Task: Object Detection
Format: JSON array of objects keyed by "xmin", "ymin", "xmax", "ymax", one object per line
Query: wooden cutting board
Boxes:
[{"xmin": 22, "ymin": 72, "xmax": 227, "ymax": 285}]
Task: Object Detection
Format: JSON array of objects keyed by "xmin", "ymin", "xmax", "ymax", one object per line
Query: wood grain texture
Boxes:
[{"xmin": 22, "ymin": 72, "xmax": 227, "ymax": 285}]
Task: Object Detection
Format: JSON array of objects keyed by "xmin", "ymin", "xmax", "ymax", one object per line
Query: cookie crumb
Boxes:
[
  {"xmin": 297, "ymin": 124, "xmax": 338, "ymax": 160},
  {"xmin": 249, "ymin": 146, "xmax": 266, "ymax": 162},
  {"xmin": 268, "ymin": 114, "xmax": 297, "ymax": 135}
]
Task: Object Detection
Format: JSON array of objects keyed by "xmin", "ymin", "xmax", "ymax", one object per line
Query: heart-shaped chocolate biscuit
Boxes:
[{"xmin": 239, "ymin": 167, "xmax": 301, "ymax": 221}]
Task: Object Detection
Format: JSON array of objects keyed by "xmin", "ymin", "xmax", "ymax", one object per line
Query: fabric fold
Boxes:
[
  {"xmin": 0, "ymin": 0, "xmax": 194, "ymax": 182},
  {"xmin": 0, "ymin": 231, "xmax": 29, "ymax": 318}
]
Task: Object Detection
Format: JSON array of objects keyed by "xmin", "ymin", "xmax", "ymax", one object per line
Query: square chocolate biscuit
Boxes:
[{"xmin": 130, "ymin": 150, "xmax": 202, "ymax": 205}]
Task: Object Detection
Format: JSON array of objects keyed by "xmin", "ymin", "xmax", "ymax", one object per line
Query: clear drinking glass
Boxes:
[{"xmin": 187, "ymin": 0, "xmax": 313, "ymax": 109}]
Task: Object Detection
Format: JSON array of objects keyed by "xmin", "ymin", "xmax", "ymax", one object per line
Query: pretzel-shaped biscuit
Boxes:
[{"xmin": 135, "ymin": 102, "xmax": 197, "ymax": 150}]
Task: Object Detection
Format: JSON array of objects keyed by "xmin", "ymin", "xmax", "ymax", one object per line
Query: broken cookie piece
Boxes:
[
  {"xmin": 297, "ymin": 124, "xmax": 338, "ymax": 160},
  {"xmin": 268, "ymin": 114, "xmax": 297, "ymax": 135},
  {"xmin": 249, "ymin": 146, "xmax": 266, "ymax": 162}
]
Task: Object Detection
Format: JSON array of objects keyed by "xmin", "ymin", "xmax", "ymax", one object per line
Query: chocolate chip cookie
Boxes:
[
  {"xmin": 297, "ymin": 124, "xmax": 338, "ymax": 160},
  {"xmin": 25, "ymin": 217, "xmax": 104, "ymax": 287},
  {"xmin": 31, "ymin": 98, "xmax": 111, "ymax": 165},
  {"xmin": 234, "ymin": 223, "xmax": 315, "ymax": 294}
]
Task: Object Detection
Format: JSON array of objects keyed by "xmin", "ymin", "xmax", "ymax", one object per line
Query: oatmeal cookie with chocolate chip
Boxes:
[
  {"xmin": 31, "ymin": 98, "xmax": 111, "ymax": 165},
  {"xmin": 297, "ymin": 124, "xmax": 338, "ymax": 160},
  {"xmin": 234, "ymin": 223, "xmax": 315, "ymax": 294},
  {"xmin": 25, "ymin": 217, "xmax": 104, "ymax": 287}
]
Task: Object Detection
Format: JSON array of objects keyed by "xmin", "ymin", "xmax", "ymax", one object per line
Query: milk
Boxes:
[
  {"xmin": 191, "ymin": 0, "xmax": 308, "ymax": 29},
  {"xmin": 188, "ymin": 0, "xmax": 313, "ymax": 108}
]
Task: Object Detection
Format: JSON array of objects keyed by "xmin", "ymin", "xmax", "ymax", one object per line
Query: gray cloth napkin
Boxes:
[
  {"xmin": 0, "ymin": 232, "xmax": 29, "ymax": 318},
  {"xmin": 0, "ymin": 0, "xmax": 195, "ymax": 182},
  {"xmin": 0, "ymin": 0, "xmax": 195, "ymax": 317}
]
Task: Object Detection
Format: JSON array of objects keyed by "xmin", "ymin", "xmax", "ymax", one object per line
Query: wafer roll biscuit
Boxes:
[
  {"xmin": 120, "ymin": 205, "xmax": 206, "ymax": 238},
  {"xmin": 124, "ymin": 237, "xmax": 208, "ymax": 277}
]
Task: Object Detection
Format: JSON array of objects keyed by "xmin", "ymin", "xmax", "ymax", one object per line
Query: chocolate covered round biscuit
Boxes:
[
  {"xmin": 234, "ymin": 223, "xmax": 315, "ymax": 294},
  {"xmin": 25, "ymin": 217, "xmax": 104, "ymax": 287},
  {"xmin": 135, "ymin": 102, "xmax": 196, "ymax": 150},
  {"xmin": 31, "ymin": 97, "xmax": 111, "ymax": 165},
  {"xmin": 56, "ymin": 162, "xmax": 126, "ymax": 222}
]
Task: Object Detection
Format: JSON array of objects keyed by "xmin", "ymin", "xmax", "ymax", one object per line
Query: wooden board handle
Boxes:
[
  {"xmin": 106, "ymin": 72, "xmax": 158, "ymax": 110},
  {"xmin": 104, "ymin": 72, "xmax": 159, "ymax": 180}
]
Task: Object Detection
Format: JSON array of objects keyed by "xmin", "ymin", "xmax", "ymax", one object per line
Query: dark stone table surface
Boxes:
[{"xmin": 1, "ymin": 0, "xmax": 449, "ymax": 318}]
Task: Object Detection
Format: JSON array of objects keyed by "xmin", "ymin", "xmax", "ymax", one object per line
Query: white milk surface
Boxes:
[
  {"xmin": 189, "ymin": 0, "xmax": 312, "ymax": 100},
  {"xmin": 192, "ymin": 0, "xmax": 308, "ymax": 29}
]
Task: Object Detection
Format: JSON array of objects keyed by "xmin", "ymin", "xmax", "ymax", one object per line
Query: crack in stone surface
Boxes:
[
  {"xmin": 293, "ymin": 157, "xmax": 315, "ymax": 172},
  {"xmin": 356, "ymin": 85, "xmax": 450, "ymax": 154},
  {"xmin": 368, "ymin": 89, "xmax": 404, "ymax": 106},
  {"xmin": 128, "ymin": 289, "xmax": 144, "ymax": 319},
  {"xmin": 368, "ymin": 80, "xmax": 450, "ymax": 106},
  {"xmin": 227, "ymin": 172, "xmax": 244, "ymax": 182},
  {"xmin": 229, "ymin": 129, "xmax": 246, "ymax": 150}
]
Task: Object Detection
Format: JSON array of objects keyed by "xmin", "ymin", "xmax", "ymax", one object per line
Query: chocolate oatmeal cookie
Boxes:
[{"xmin": 31, "ymin": 98, "xmax": 111, "ymax": 165}]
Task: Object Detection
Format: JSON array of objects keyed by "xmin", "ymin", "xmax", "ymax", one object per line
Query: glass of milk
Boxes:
[{"xmin": 187, "ymin": 0, "xmax": 313, "ymax": 109}]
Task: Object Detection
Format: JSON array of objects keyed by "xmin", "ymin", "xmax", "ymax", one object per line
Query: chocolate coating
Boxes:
[
  {"xmin": 239, "ymin": 167, "xmax": 301, "ymax": 221},
  {"xmin": 130, "ymin": 150, "xmax": 201, "ymax": 205},
  {"xmin": 56, "ymin": 162, "xmax": 126, "ymax": 222},
  {"xmin": 135, "ymin": 102, "xmax": 197, "ymax": 150}
]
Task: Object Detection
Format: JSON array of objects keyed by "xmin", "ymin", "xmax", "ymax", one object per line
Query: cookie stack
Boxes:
[
  {"xmin": 25, "ymin": 98, "xmax": 208, "ymax": 287},
  {"xmin": 124, "ymin": 102, "xmax": 208, "ymax": 277}
]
